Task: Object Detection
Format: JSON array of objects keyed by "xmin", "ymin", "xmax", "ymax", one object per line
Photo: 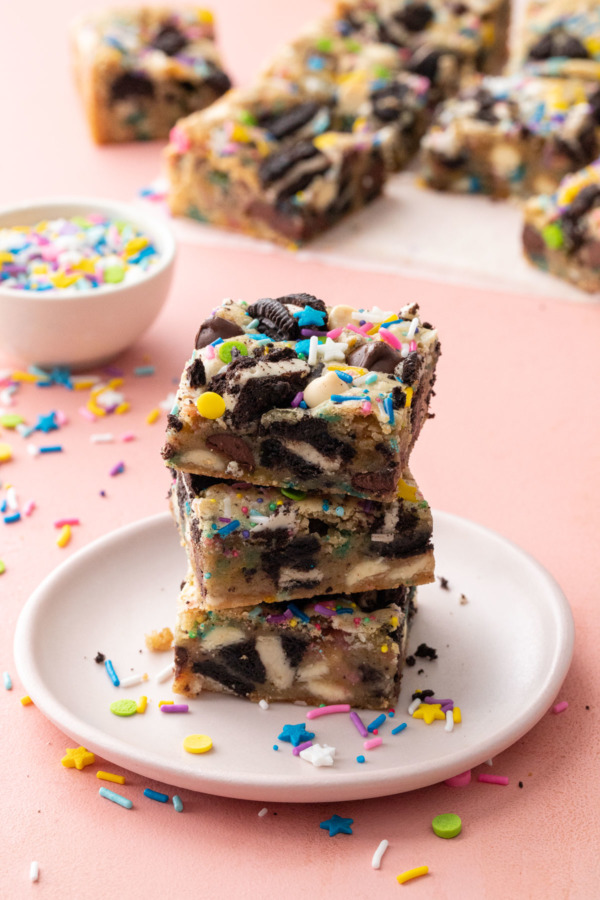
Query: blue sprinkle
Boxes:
[
  {"xmin": 295, "ymin": 339, "xmax": 311, "ymax": 357},
  {"xmin": 3, "ymin": 672, "xmax": 12, "ymax": 690},
  {"xmin": 287, "ymin": 603, "xmax": 310, "ymax": 623},
  {"xmin": 380, "ymin": 319, "xmax": 402, "ymax": 329},
  {"xmin": 322, "ymin": 501, "xmax": 330, "ymax": 512},
  {"xmin": 299, "ymin": 401, "xmax": 308, "ymax": 408},
  {"xmin": 356, "ymin": 755, "xmax": 366, "ymax": 764},
  {"xmin": 384, "ymin": 396, "xmax": 395, "ymax": 425},
  {"xmin": 127, "ymin": 245, "xmax": 156, "ymax": 264},
  {"xmin": 205, "ymin": 573, "xmax": 212, "ymax": 580},
  {"xmin": 273, "ymin": 744, "xmax": 279, "ymax": 751},
  {"xmin": 335, "ymin": 506, "xmax": 344, "ymax": 517},
  {"xmin": 0, "ymin": 500, "xmax": 6, "ymax": 513},
  {"xmin": 242, "ymin": 530, "xmax": 250, "ymax": 538},
  {"xmin": 143, "ymin": 788, "xmax": 169, "ymax": 803},
  {"xmin": 367, "ymin": 713, "xmax": 386, "ymax": 733},
  {"xmin": 4, "ymin": 512, "xmax": 21, "ymax": 524},
  {"xmin": 246, "ymin": 333, "xmax": 271, "ymax": 341},
  {"xmin": 217, "ymin": 519, "xmax": 241, "ymax": 537},
  {"xmin": 99, "ymin": 787, "xmax": 132, "ymax": 809},
  {"xmin": 389, "ymin": 710, "xmax": 395, "ymax": 718},
  {"xmin": 307, "ymin": 55, "xmax": 326, "ymax": 71},
  {"xmin": 210, "ymin": 337, "xmax": 224, "ymax": 347},
  {"xmin": 335, "ymin": 370, "xmax": 353, "ymax": 383},
  {"xmin": 330, "ymin": 394, "xmax": 363, "ymax": 402},
  {"xmin": 134, "ymin": 365, "xmax": 155, "ymax": 377},
  {"xmin": 39, "ymin": 446, "xmax": 63, "ymax": 453},
  {"xmin": 335, "ymin": 607, "xmax": 354, "ymax": 614},
  {"xmin": 392, "ymin": 722, "xmax": 407, "ymax": 735},
  {"xmin": 173, "ymin": 795, "xmax": 184, "ymax": 813},
  {"xmin": 105, "ymin": 659, "xmax": 120, "ymax": 687},
  {"xmin": 185, "ymin": 501, "xmax": 191, "ymax": 516}
]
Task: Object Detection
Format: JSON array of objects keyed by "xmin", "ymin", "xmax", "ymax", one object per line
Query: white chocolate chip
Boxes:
[
  {"xmin": 303, "ymin": 371, "xmax": 349, "ymax": 408},
  {"xmin": 328, "ymin": 305, "xmax": 356, "ymax": 329}
]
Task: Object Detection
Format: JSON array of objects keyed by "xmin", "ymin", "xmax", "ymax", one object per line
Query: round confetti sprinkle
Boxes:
[
  {"xmin": 0, "ymin": 443, "xmax": 13, "ymax": 463},
  {"xmin": 183, "ymin": 734, "xmax": 213, "ymax": 754},
  {"xmin": 196, "ymin": 392, "xmax": 226, "ymax": 419},
  {"xmin": 110, "ymin": 699, "xmax": 138, "ymax": 717},
  {"xmin": 218, "ymin": 340, "xmax": 248, "ymax": 363},
  {"xmin": 356, "ymin": 755, "xmax": 366, "ymax": 764},
  {"xmin": 432, "ymin": 813, "xmax": 462, "ymax": 839}
]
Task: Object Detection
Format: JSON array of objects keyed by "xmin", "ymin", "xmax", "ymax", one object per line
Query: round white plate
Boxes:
[{"xmin": 14, "ymin": 510, "xmax": 574, "ymax": 803}]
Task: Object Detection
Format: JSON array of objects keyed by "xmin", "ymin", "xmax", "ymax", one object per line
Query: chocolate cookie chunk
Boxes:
[
  {"xmin": 151, "ymin": 24, "xmax": 188, "ymax": 56},
  {"xmin": 397, "ymin": 350, "xmax": 422, "ymax": 385},
  {"xmin": 110, "ymin": 72, "xmax": 155, "ymax": 103},
  {"xmin": 351, "ymin": 465, "xmax": 398, "ymax": 496},
  {"xmin": 261, "ymin": 102, "xmax": 322, "ymax": 140},
  {"xmin": 187, "ymin": 357, "xmax": 206, "ymax": 388},
  {"xmin": 246, "ymin": 298, "xmax": 300, "ymax": 341},
  {"xmin": 522, "ymin": 224, "xmax": 546, "ymax": 257},
  {"xmin": 258, "ymin": 141, "xmax": 327, "ymax": 189},
  {"xmin": 195, "ymin": 316, "xmax": 244, "ymax": 349},
  {"xmin": 370, "ymin": 82, "xmax": 411, "ymax": 123},
  {"xmin": 204, "ymin": 62, "xmax": 232, "ymax": 95},
  {"xmin": 528, "ymin": 29, "xmax": 590, "ymax": 61},
  {"xmin": 206, "ymin": 433, "xmax": 255, "ymax": 470},
  {"xmin": 347, "ymin": 341, "xmax": 402, "ymax": 373},
  {"xmin": 394, "ymin": 2, "xmax": 434, "ymax": 33},
  {"xmin": 276, "ymin": 292, "xmax": 327, "ymax": 314}
]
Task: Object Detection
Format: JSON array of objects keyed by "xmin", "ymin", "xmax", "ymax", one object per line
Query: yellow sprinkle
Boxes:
[
  {"xmin": 397, "ymin": 866, "xmax": 429, "ymax": 885},
  {"xmin": 481, "ymin": 21, "xmax": 495, "ymax": 47},
  {"xmin": 290, "ymin": 619, "xmax": 298, "ymax": 628},
  {"xmin": 352, "ymin": 116, "xmax": 368, "ymax": 133},
  {"xmin": 0, "ymin": 251, "xmax": 14, "ymax": 264},
  {"xmin": 10, "ymin": 371, "xmax": 39, "ymax": 383},
  {"xmin": 73, "ymin": 379, "xmax": 97, "ymax": 391},
  {"xmin": 136, "ymin": 695, "xmax": 147, "ymax": 714},
  {"xmin": 50, "ymin": 272, "xmax": 81, "ymax": 288},
  {"xmin": 124, "ymin": 237, "xmax": 148, "ymax": 256},
  {"xmin": 196, "ymin": 392, "xmax": 226, "ymax": 419},
  {"xmin": 367, "ymin": 315, "xmax": 397, "ymax": 336},
  {"xmin": 453, "ymin": 707, "xmax": 462, "ymax": 724},
  {"xmin": 57, "ymin": 524, "xmax": 72, "ymax": 548},
  {"xmin": 146, "ymin": 408, "xmax": 160, "ymax": 425},
  {"xmin": 96, "ymin": 770, "xmax": 125, "ymax": 785},
  {"xmin": 34, "ymin": 220, "xmax": 48, "ymax": 232},
  {"xmin": 0, "ymin": 443, "xmax": 13, "ymax": 463},
  {"xmin": 183, "ymin": 733, "xmax": 213, "ymax": 754},
  {"xmin": 404, "ymin": 386, "xmax": 413, "ymax": 408},
  {"xmin": 313, "ymin": 132, "xmax": 340, "ymax": 151},
  {"xmin": 585, "ymin": 36, "xmax": 600, "ymax": 56},
  {"xmin": 61, "ymin": 746, "xmax": 95, "ymax": 770},
  {"xmin": 72, "ymin": 259, "xmax": 96, "ymax": 274},
  {"xmin": 159, "ymin": 701, "xmax": 174, "ymax": 707},
  {"xmin": 397, "ymin": 479, "xmax": 417, "ymax": 502},
  {"xmin": 87, "ymin": 401, "xmax": 106, "ymax": 417},
  {"xmin": 390, "ymin": 616, "xmax": 399, "ymax": 627},
  {"xmin": 327, "ymin": 364, "xmax": 367, "ymax": 376},
  {"xmin": 381, "ymin": 645, "xmax": 388, "ymax": 653},
  {"xmin": 108, "ymin": 378, "xmax": 124, "ymax": 390},
  {"xmin": 231, "ymin": 124, "xmax": 252, "ymax": 143},
  {"xmin": 413, "ymin": 703, "xmax": 445, "ymax": 724},
  {"xmin": 115, "ymin": 402, "xmax": 130, "ymax": 415},
  {"xmin": 31, "ymin": 263, "xmax": 48, "ymax": 275},
  {"xmin": 20, "ymin": 695, "xmax": 33, "ymax": 706},
  {"xmin": 197, "ymin": 8, "xmax": 214, "ymax": 24}
]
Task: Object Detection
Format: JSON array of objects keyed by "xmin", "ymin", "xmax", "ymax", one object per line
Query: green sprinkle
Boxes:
[
  {"xmin": 208, "ymin": 170, "xmax": 230, "ymax": 190},
  {"xmin": 344, "ymin": 38, "xmax": 362, "ymax": 52},
  {"xmin": 432, "ymin": 813, "xmax": 462, "ymax": 839},
  {"xmin": 0, "ymin": 560, "xmax": 5, "ymax": 575},
  {"xmin": 315, "ymin": 37, "xmax": 333, "ymax": 52},
  {"xmin": 269, "ymin": 502, "xmax": 277, "ymax": 511},
  {"xmin": 281, "ymin": 488, "xmax": 307, "ymax": 500},
  {"xmin": 238, "ymin": 110, "xmax": 258, "ymax": 126},
  {"xmin": 205, "ymin": 573, "xmax": 212, "ymax": 580},
  {"xmin": 374, "ymin": 65, "xmax": 390, "ymax": 79},
  {"xmin": 541, "ymin": 223, "xmax": 563, "ymax": 250},
  {"xmin": 0, "ymin": 414, "xmax": 24, "ymax": 428},
  {"xmin": 104, "ymin": 265, "xmax": 125, "ymax": 284},
  {"xmin": 110, "ymin": 699, "xmax": 138, "ymax": 717}
]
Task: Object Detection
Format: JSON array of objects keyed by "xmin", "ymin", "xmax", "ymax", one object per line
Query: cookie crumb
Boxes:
[
  {"xmin": 94, "ymin": 652, "xmax": 106, "ymax": 664},
  {"xmin": 438, "ymin": 576, "xmax": 450, "ymax": 590},
  {"xmin": 415, "ymin": 643, "xmax": 438, "ymax": 661},
  {"xmin": 145, "ymin": 628, "xmax": 173, "ymax": 651},
  {"xmin": 518, "ymin": 781, "xmax": 523, "ymax": 788},
  {"xmin": 459, "ymin": 593, "xmax": 469, "ymax": 605}
]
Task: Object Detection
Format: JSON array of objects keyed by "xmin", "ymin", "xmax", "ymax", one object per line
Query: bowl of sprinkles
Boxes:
[{"xmin": 0, "ymin": 197, "xmax": 176, "ymax": 368}]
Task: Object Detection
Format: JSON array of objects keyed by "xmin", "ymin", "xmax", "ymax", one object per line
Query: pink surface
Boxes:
[{"xmin": 1, "ymin": 1, "xmax": 599, "ymax": 897}]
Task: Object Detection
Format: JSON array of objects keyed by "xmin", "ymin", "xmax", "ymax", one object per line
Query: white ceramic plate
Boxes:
[{"xmin": 14, "ymin": 511, "xmax": 574, "ymax": 803}]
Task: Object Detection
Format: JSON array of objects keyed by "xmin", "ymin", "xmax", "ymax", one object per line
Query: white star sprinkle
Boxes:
[
  {"xmin": 299, "ymin": 743, "xmax": 337, "ymax": 767},
  {"xmin": 351, "ymin": 305, "xmax": 395, "ymax": 324},
  {"xmin": 319, "ymin": 338, "xmax": 348, "ymax": 363}
]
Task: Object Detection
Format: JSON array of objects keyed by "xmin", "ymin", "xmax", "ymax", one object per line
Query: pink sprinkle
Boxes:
[
  {"xmin": 87, "ymin": 213, "xmax": 106, "ymax": 224},
  {"xmin": 553, "ymin": 701, "xmax": 568, "ymax": 714},
  {"xmin": 350, "ymin": 711, "xmax": 368, "ymax": 737},
  {"xmin": 345, "ymin": 323, "xmax": 366, "ymax": 336},
  {"xmin": 409, "ymin": 340, "xmax": 417, "ymax": 352},
  {"xmin": 364, "ymin": 737, "xmax": 383, "ymax": 750},
  {"xmin": 241, "ymin": 506, "xmax": 249, "ymax": 514},
  {"xmin": 79, "ymin": 406, "xmax": 96, "ymax": 423},
  {"xmin": 160, "ymin": 704, "xmax": 189, "ymax": 713},
  {"xmin": 291, "ymin": 392, "xmax": 304, "ymax": 408},
  {"xmin": 121, "ymin": 433, "xmax": 136, "ymax": 442},
  {"xmin": 109, "ymin": 461, "xmax": 125, "ymax": 477},
  {"xmin": 169, "ymin": 125, "xmax": 191, "ymax": 153},
  {"xmin": 380, "ymin": 329, "xmax": 402, "ymax": 351},
  {"xmin": 54, "ymin": 518, "xmax": 80, "ymax": 527},
  {"xmin": 55, "ymin": 410, "xmax": 69, "ymax": 426},
  {"xmin": 23, "ymin": 500, "xmax": 36, "ymax": 517},
  {"xmin": 306, "ymin": 704, "xmax": 351, "ymax": 720},
  {"xmin": 477, "ymin": 774, "xmax": 509, "ymax": 786},
  {"xmin": 327, "ymin": 327, "xmax": 344, "ymax": 340},
  {"xmin": 292, "ymin": 740, "xmax": 313, "ymax": 756},
  {"xmin": 361, "ymin": 401, "xmax": 372, "ymax": 415},
  {"xmin": 445, "ymin": 770, "xmax": 471, "ymax": 788},
  {"xmin": 205, "ymin": 345, "xmax": 215, "ymax": 360}
]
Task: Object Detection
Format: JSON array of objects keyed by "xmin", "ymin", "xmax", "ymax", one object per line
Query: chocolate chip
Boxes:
[
  {"xmin": 522, "ymin": 224, "xmax": 546, "ymax": 257},
  {"xmin": 151, "ymin": 24, "xmax": 188, "ymax": 56},
  {"xmin": 261, "ymin": 102, "xmax": 322, "ymax": 140},
  {"xmin": 395, "ymin": 3, "xmax": 434, "ymax": 33},
  {"xmin": 258, "ymin": 141, "xmax": 326, "ymax": 188},
  {"xmin": 187, "ymin": 357, "xmax": 206, "ymax": 388},
  {"xmin": 246, "ymin": 298, "xmax": 300, "ymax": 341},
  {"xmin": 347, "ymin": 341, "xmax": 402, "ymax": 373},
  {"xmin": 398, "ymin": 350, "xmax": 422, "ymax": 385},
  {"xmin": 167, "ymin": 413, "xmax": 183, "ymax": 432},
  {"xmin": 351, "ymin": 465, "xmax": 398, "ymax": 496},
  {"xmin": 528, "ymin": 28, "xmax": 590, "ymax": 61},
  {"xmin": 110, "ymin": 72, "xmax": 155, "ymax": 103},
  {"xmin": 206, "ymin": 433, "xmax": 255, "ymax": 470},
  {"xmin": 276, "ymin": 292, "xmax": 327, "ymax": 314},
  {"xmin": 195, "ymin": 316, "xmax": 244, "ymax": 349}
]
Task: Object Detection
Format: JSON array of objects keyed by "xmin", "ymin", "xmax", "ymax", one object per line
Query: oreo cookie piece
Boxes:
[
  {"xmin": 370, "ymin": 82, "xmax": 411, "ymax": 123},
  {"xmin": 394, "ymin": 2, "xmax": 434, "ymax": 33},
  {"xmin": 187, "ymin": 357, "xmax": 206, "ymax": 388},
  {"xmin": 528, "ymin": 29, "xmax": 590, "ymax": 62},
  {"xmin": 204, "ymin": 62, "xmax": 232, "ymax": 95},
  {"xmin": 258, "ymin": 141, "xmax": 328, "ymax": 189},
  {"xmin": 347, "ymin": 340, "xmax": 402, "ymax": 373},
  {"xmin": 110, "ymin": 72, "xmax": 155, "ymax": 103},
  {"xmin": 276, "ymin": 292, "xmax": 327, "ymax": 314},
  {"xmin": 151, "ymin": 24, "xmax": 188, "ymax": 56},
  {"xmin": 397, "ymin": 350, "xmax": 422, "ymax": 386},
  {"xmin": 246, "ymin": 298, "xmax": 300, "ymax": 341},
  {"xmin": 195, "ymin": 316, "xmax": 244, "ymax": 349},
  {"xmin": 260, "ymin": 102, "xmax": 322, "ymax": 140}
]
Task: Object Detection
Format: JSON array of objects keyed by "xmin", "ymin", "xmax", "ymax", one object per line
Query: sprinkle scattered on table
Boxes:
[
  {"xmin": 320, "ymin": 814, "xmax": 354, "ymax": 837},
  {"xmin": 61, "ymin": 747, "xmax": 95, "ymax": 770},
  {"xmin": 432, "ymin": 813, "xmax": 462, "ymax": 839}
]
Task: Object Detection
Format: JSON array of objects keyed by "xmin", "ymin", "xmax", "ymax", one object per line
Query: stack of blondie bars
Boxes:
[{"xmin": 162, "ymin": 294, "xmax": 440, "ymax": 709}]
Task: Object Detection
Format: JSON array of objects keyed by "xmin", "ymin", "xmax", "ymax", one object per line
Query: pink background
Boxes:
[{"xmin": 1, "ymin": 1, "xmax": 599, "ymax": 897}]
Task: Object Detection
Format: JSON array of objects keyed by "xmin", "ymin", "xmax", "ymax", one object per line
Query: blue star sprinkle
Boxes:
[
  {"xmin": 35, "ymin": 411, "xmax": 58, "ymax": 433},
  {"xmin": 278, "ymin": 723, "xmax": 315, "ymax": 747},
  {"xmin": 320, "ymin": 815, "xmax": 354, "ymax": 836},
  {"xmin": 294, "ymin": 305, "xmax": 327, "ymax": 328}
]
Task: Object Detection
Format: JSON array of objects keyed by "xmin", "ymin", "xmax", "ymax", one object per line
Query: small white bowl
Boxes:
[{"xmin": 0, "ymin": 197, "xmax": 176, "ymax": 370}]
